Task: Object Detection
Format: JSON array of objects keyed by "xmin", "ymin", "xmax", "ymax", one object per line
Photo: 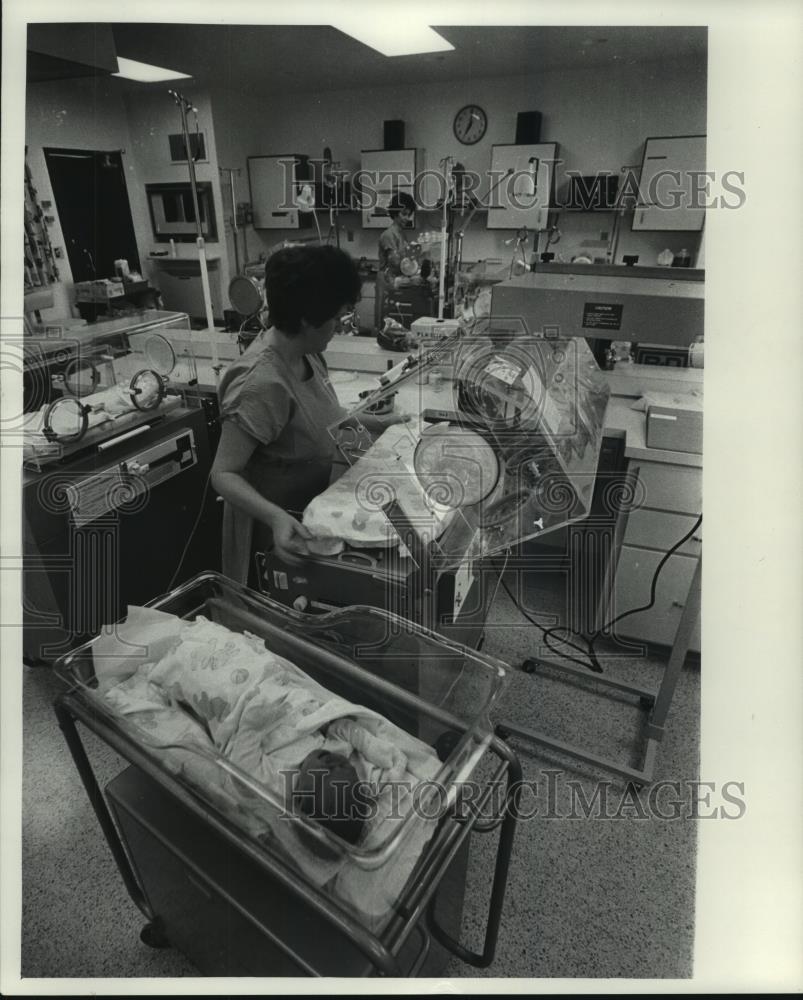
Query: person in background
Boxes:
[
  {"xmin": 212, "ymin": 244, "xmax": 407, "ymax": 585},
  {"xmin": 378, "ymin": 191, "xmax": 416, "ymax": 286},
  {"xmin": 377, "ymin": 192, "xmax": 437, "ymax": 329}
]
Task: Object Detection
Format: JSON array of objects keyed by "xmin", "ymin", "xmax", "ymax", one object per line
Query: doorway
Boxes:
[{"xmin": 43, "ymin": 148, "xmax": 141, "ymax": 283}]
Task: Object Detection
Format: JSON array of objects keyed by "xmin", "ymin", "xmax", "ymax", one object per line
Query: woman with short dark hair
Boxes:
[
  {"xmin": 212, "ymin": 245, "xmax": 399, "ymax": 584},
  {"xmin": 264, "ymin": 244, "xmax": 362, "ymax": 334}
]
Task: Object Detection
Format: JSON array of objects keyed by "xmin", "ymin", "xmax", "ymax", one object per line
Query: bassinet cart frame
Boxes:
[{"xmin": 53, "ymin": 581, "xmax": 522, "ymax": 977}]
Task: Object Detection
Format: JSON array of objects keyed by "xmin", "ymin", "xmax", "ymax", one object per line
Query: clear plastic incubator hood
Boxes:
[{"xmin": 334, "ymin": 326, "xmax": 611, "ymax": 558}]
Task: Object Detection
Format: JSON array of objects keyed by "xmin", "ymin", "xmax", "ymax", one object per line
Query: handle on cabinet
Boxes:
[{"xmin": 671, "ymin": 600, "xmax": 684, "ymax": 608}]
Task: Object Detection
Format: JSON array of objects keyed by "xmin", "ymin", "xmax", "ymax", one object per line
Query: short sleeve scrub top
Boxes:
[{"xmin": 216, "ymin": 334, "xmax": 346, "ymax": 586}]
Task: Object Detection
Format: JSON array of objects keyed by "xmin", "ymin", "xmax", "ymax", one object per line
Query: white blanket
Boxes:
[{"xmin": 91, "ymin": 607, "xmax": 443, "ymax": 927}]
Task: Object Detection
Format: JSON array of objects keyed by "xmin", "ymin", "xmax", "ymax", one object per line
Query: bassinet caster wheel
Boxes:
[
  {"xmin": 140, "ymin": 919, "xmax": 170, "ymax": 949},
  {"xmin": 521, "ymin": 658, "xmax": 539, "ymax": 674}
]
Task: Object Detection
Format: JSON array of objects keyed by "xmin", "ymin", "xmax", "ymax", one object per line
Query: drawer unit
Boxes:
[
  {"xmin": 623, "ymin": 508, "xmax": 702, "ymax": 558},
  {"xmin": 601, "ymin": 455, "xmax": 702, "ymax": 655},
  {"xmin": 611, "ymin": 545, "xmax": 701, "ymax": 652},
  {"xmin": 632, "ymin": 460, "xmax": 701, "ymax": 515}
]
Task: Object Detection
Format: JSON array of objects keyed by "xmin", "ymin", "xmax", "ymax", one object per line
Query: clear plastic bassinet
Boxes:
[{"xmin": 54, "ymin": 572, "xmax": 511, "ymax": 934}]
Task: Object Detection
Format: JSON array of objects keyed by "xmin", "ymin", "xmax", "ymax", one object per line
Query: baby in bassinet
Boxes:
[
  {"xmin": 103, "ymin": 615, "xmax": 439, "ymax": 844},
  {"xmin": 96, "ymin": 611, "xmax": 445, "ymax": 926},
  {"xmin": 293, "ymin": 747, "xmax": 368, "ymax": 846},
  {"xmin": 168, "ymin": 687, "xmax": 371, "ymax": 845}
]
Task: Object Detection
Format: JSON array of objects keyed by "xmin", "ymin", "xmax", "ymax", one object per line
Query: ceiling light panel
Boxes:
[
  {"xmin": 112, "ymin": 57, "xmax": 192, "ymax": 83},
  {"xmin": 332, "ymin": 21, "xmax": 454, "ymax": 57}
]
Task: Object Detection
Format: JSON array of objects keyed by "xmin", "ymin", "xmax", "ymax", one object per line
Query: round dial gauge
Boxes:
[{"xmin": 453, "ymin": 104, "xmax": 487, "ymax": 145}]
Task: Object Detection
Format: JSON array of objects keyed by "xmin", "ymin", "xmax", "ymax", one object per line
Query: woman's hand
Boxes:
[
  {"xmin": 373, "ymin": 410, "xmax": 412, "ymax": 425},
  {"xmin": 357, "ymin": 411, "xmax": 413, "ymax": 433},
  {"xmin": 270, "ymin": 510, "xmax": 313, "ymax": 565}
]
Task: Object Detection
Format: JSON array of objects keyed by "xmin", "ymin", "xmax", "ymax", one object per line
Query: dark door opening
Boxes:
[{"xmin": 44, "ymin": 148, "xmax": 141, "ymax": 283}]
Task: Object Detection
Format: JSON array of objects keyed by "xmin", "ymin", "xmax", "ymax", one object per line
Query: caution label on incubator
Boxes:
[
  {"xmin": 67, "ymin": 469, "xmax": 132, "ymax": 527},
  {"xmin": 582, "ymin": 302, "xmax": 623, "ymax": 330}
]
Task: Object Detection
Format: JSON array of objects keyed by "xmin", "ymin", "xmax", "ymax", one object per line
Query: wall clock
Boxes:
[{"xmin": 453, "ymin": 104, "xmax": 487, "ymax": 145}]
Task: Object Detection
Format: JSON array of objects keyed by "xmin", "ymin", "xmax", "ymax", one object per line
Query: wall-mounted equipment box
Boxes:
[
  {"xmin": 146, "ymin": 182, "xmax": 217, "ymax": 243},
  {"xmin": 359, "ymin": 148, "xmax": 417, "ymax": 230},
  {"xmin": 486, "ymin": 142, "xmax": 558, "ymax": 231},
  {"xmin": 632, "ymin": 135, "xmax": 706, "ymax": 232},
  {"xmin": 248, "ymin": 155, "xmax": 312, "ymax": 230}
]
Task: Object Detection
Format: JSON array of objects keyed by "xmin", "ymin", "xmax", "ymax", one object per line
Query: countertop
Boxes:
[
  {"xmin": 25, "ymin": 311, "xmax": 189, "ymax": 357},
  {"xmin": 151, "ymin": 328, "xmax": 705, "ymax": 470}
]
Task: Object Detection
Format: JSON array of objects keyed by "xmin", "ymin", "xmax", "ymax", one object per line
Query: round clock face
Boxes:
[{"xmin": 453, "ymin": 104, "xmax": 487, "ymax": 145}]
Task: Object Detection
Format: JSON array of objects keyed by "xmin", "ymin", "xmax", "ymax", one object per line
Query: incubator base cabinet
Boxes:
[
  {"xmin": 21, "ymin": 308, "xmax": 222, "ymax": 665},
  {"xmin": 23, "ymin": 404, "xmax": 222, "ymax": 665},
  {"xmin": 54, "ymin": 573, "xmax": 522, "ymax": 977},
  {"xmin": 257, "ymin": 540, "xmax": 492, "ymax": 651}
]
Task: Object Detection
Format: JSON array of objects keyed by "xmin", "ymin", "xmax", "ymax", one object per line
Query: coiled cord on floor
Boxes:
[{"xmin": 500, "ymin": 513, "xmax": 703, "ymax": 674}]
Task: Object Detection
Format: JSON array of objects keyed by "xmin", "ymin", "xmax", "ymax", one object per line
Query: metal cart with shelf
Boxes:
[{"xmin": 53, "ymin": 573, "xmax": 522, "ymax": 977}]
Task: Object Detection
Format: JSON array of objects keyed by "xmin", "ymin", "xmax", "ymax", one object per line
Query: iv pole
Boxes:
[
  {"xmin": 168, "ymin": 89, "xmax": 219, "ymax": 372},
  {"xmin": 437, "ymin": 157, "xmax": 455, "ymax": 319},
  {"xmin": 220, "ymin": 167, "xmax": 241, "ymax": 276}
]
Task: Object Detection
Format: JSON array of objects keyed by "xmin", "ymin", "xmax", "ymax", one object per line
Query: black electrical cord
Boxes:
[
  {"xmin": 594, "ymin": 512, "xmax": 703, "ymax": 637},
  {"xmin": 500, "ymin": 513, "xmax": 703, "ymax": 675},
  {"xmin": 499, "ymin": 575, "xmax": 604, "ymax": 673},
  {"xmin": 166, "ymin": 468, "xmax": 214, "ymax": 592}
]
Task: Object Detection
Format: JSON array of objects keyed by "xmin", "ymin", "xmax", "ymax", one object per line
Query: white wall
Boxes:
[
  {"xmin": 24, "ymin": 49, "xmax": 706, "ymax": 322},
  {"xmin": 25, "ymin": 76, "xmax": 145, "ymax": 319},
  {"xmin": 211, "ymin": 51, "xmax": 707, "ymax": 275},
  {"xmin": 24, "ymin": 77, "xmax": 230, "ymax": 322},
  {"xmin": 122, "ymin": 87, "xmax": 231, "ymax": 306}
]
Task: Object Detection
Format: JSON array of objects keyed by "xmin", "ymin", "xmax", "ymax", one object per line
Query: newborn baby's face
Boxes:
[
  {"xmin": 299, "ymin": 749, "xmax": 357, "ymax": 785},
  {"xmin": 294, "ymin": 749, "xmax": 365, "ymax": 845}
]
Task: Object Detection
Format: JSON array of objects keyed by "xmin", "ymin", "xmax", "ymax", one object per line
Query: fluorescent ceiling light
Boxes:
[
  {"xmin": 112, "ymin": 57, "xmax": 192, "ymax": 83},
  {"xmin": 333, "ymin": 21, "xmax": 453, "ymax": 57}
]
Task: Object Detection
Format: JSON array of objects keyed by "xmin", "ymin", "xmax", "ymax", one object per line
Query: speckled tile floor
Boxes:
[{"xmin": 20, "ymin": 573, "xmax": 699, "ymax": 981}]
